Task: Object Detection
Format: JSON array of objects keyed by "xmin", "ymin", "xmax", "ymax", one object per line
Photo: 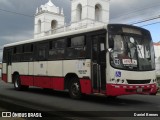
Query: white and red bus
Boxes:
[{"xmin": 1, "ymin": 24, "xmax": 158, "ymax": 99}]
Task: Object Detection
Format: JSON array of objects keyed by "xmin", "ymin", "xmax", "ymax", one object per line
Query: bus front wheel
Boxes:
[
  {"xmin": 69, "ymin": 78, "xmax": 81, "ymax": 99},
  {"xmin": 13, "ymin": 75, "xmax": 28, "ymax": 91},
  {"xmin": 150, "ymin": 92, "xmax": 157, "ymax": 95}
]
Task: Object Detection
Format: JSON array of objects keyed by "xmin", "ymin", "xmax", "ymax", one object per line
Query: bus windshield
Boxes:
[{"xmin": 110, "ymin": 34, "xmax": 155, "ymax": 71}]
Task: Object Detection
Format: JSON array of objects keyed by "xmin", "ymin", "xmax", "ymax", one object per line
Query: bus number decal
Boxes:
[
  {"xmin": 122, "ymin": 59, "xmax": 137, "ymax": 65},
  {"xmin": 78, "ymin": 70, "xmax": 87, "ymax": 74}
]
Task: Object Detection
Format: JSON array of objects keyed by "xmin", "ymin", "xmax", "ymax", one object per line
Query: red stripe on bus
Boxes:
[
  {"xmin": 20, "ymin": 76, "xmax": 65, "ymax": 90},
  {"xmin": 34, "ymin": 76, "xmax": 52, "ymax": 89},
  {"xmin": 80, "ymin": 79, "xmax": 92, "ymax": 94},
  {"xmin": 52, "ymin": 77, "xmax": 64, "ymax": 90},
  {"xmin": 106, "ymin": 84, "xmax": 158, "ymax": 96},
  {"xmin": 20, "ymin": 76, "xmax": 34, "ymax": 86},
  {"xmin": 2, "ymin": 74, "xmax": 7, "ymax": 83},
  {"xmin": 20, "ymin": 75, "xmax": 91, "ymax": 93}
]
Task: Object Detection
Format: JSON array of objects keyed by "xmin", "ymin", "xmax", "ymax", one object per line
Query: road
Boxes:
[{"xmin": 0, "ymin": 80, "xmax": 160, "ymax": 120}]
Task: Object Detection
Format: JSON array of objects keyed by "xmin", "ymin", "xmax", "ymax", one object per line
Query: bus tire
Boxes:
[
  {"xmin": 69, "ymin": 78, "xmax": 81, "ymax": 99},
  {"xmin": 13, "ymin": 75, "xmax": 28, "ymax": 91},
  {"xmin": 107, "ymin": 96, "xmax": 117, "ymax": 100},
  {"xmin": 150, "ymin": 92, "xmax": 157, "ymax": 95}
]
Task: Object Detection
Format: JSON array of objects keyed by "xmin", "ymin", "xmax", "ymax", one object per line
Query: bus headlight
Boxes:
[
  {"xmin": 111, "ymin": 78, "xmax": 116, "ymax": 83},
  {"xmin": 122, "ymin": 80, "xmax": 125, "ymax": 83},
  {"xmin": 112, "ymin": 79, "xmax": 115, "ymax": 81},
  {"xmin": 155, "ymin": 79, "xmax": 157, "ymax": 82},
  {"xmin": 115, "ymin": 79, "xmax": 126, "ymax": 84},
  {"xmin": 152, "ymin": 79, "xmax": 157, "ymax": 83},
  {"xmin": 117, "ymin": 79, "xmax": 120, "ymax": 83}
]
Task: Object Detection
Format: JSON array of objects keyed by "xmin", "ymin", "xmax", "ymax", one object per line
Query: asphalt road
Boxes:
[{"xmin": 0, "ymin": 80, "xmax": 160, "ymax": 120}]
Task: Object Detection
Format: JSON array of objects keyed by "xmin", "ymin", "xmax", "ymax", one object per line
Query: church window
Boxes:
[
  {"xmin": 95, "ymin": 4, "xmax": 102, "ymax": 22},
  {"xmin": 51, "ymin": 20, "xmax": 58, "ymax": 29},
  {"xmin": 38, "ymin": 19, "xmax": 41, "ymax": 33},
  {"xmin": 77, "ymin": 4, "xmax": 82, "ymax": 21}
]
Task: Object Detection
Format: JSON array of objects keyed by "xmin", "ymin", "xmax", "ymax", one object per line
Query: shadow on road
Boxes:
[{"xmin": 6, "ymin": 87, "xmax": 151, "ymax": 107}]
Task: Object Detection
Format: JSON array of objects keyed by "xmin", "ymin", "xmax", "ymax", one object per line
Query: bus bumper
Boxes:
[{"xmin": 106, "ymin": 84, "xmax": 158, "ymax": 96}]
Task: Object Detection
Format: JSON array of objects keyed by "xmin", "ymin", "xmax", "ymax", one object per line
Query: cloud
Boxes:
[
  {"xmin": 0, "ymin": 30, "xmax": 33, "ymax": 62},
  {"xmin": 110, "ymin": 0, "xmax": 160, "ymax": 23},
  {"xmin": 0, "ymin": 0, "xmax": 12, "ymax": 7},
  {"xmin": 1, "ymin": 30, "xmax": 33, "ymax": 43},
  {"xmin": 1, "ymin": 31, "xmax": 33, "ymax": 42}
]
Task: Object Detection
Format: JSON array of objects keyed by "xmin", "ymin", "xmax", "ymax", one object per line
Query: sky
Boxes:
[{"xmin": 0, "ymin": 0, "xmax": 160, "ymax": 60}]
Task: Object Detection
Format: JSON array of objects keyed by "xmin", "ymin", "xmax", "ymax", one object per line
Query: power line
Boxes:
[
  {"xmin": 0, "ymin": 8, "xmax": 34, "ymax": 18},
  {"xmin": 131, "ymin": 15, "xmax": 160, "ymax": 25},
  {"xmin": 140, "ymin": 21, "xmax": 160, "ymax": 27},
  {"xmin": 110, "ymin": 2, "xmax": 160, "ymax": 20}
]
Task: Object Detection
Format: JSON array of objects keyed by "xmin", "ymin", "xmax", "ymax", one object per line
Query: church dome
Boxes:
[
  {"xmin": 47, "ymin": 0, "xmax": 54, "ymax": 6},
  {"xmin": 36, "ymin": 0, "xmax": 59, "ymax": 14}
]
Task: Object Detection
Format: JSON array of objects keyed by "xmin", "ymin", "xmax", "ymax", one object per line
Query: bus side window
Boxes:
[
  {"xmin": 23, "ymin": 44, "xmax": 34, "ymax": 61},
  {"xmin": 49, "ymin": 39, "xmax": 65, "ymax": 60},
  {"xmin": 38, "ymin": 47, "xmax": 46, "ymax": 60},
  {"xmin": 56, "ymin": 39, "xmax": 65, "ymax": 59},
  {"xmin": 13, "ymin": 47, "xmax": 17, "ymax": 54},
  {"xmin": 13, "ymin": 46, "xmax": 23, "ymax": 62},
  {"xmin": 66, "ymin": 36, "xmax": 86, "ymax": 59},
  {"xmin": 3, "ymin": 49, "xmax": 12, "ymax": 64},
  {"xmin": 66, "ymin": 38, "xmax": 73, "ymax": 58},
  {"xmin": 38, "ymin": 43, "xmax": 48, "ymax": 61},
  {"xmin": 3, "ymin": 48, "xmax": 7, "ymax": 63}
]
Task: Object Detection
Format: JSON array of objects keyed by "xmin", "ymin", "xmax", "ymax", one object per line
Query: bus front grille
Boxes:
[{"xmin": 126, "ymin": 79, "xmax": 151, "ymax": 84}]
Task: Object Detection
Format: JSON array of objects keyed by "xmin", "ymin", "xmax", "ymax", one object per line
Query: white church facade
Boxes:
[{"xmin": 34, "ymin": 0, "xmax": 110, "ymax": 38}]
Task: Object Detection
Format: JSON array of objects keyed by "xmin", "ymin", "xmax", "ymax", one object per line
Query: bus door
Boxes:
[
  {"xmin": 91, "ymin": 34, "xmax": 106, "ymax": 92},
  {"xmin": 7, "ymin": 49, "xmax": 12, "ymax": 82}
]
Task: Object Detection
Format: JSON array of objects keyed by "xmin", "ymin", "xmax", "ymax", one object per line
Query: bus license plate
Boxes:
[{"xmin": 137, "ymin": 88, "xmax": 143, "ymax": 93}]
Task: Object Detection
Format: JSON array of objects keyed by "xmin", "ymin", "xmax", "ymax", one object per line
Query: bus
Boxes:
[{"xmin": 1, "ymin": 24, "xmax": 158, "ymax": 99}]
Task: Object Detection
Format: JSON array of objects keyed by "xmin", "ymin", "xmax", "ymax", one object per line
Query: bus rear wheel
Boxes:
[
  {"xmin": 13, "ymin": 74, "xmax": 28, "ymax": 91},
  {"xmin": 69, "ymin": 78, "xmax": 81, "ymax": 99}
]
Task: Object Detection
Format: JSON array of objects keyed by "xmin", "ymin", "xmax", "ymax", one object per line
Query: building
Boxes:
[
  {"xmin": 0, "ymin": 63, "xmax": 2, "ymax": 78},
  {"xmin": 34, "ymin": 0, "xmax": 65, "ymax": 38},
  {"xmin": 154, "ymin": 42, "xmax": 160, "ymax": 77},
  {"xmin": 34, "ymin": 0, "xmax": 110, "ymax": 38},
  {"xmin": 70, "ymin": 0, "xmax": 109, "ymax": 28}
]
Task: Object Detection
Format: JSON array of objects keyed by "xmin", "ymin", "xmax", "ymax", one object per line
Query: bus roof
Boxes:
[{"xmin": 4, "ymin": 25, "xmax": 107, "ymax": 48}]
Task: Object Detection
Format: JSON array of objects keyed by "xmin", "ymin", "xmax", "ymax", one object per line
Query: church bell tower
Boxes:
[
  {"xmin": 34, "ymin": 0, "xmax": 65, "ymax": 38},
  {"xmin": 70, "ymin": 0, "xmax": 109, "ymax": 27}
]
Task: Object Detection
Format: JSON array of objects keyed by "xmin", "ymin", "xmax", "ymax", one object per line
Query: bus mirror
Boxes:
[{"xmin": 108, "ymin": 48, "xmax": 113, "ymax": 53}]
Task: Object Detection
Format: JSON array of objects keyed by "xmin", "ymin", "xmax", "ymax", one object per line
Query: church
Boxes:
[{"xmin": 34, "ymin": 0, "xmax": 110, "ymax": 38}]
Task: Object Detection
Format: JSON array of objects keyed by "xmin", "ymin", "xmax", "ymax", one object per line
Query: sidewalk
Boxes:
[{"xmin": 157, "ymin": 92, "xmax": 160, "ymax": 95}]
